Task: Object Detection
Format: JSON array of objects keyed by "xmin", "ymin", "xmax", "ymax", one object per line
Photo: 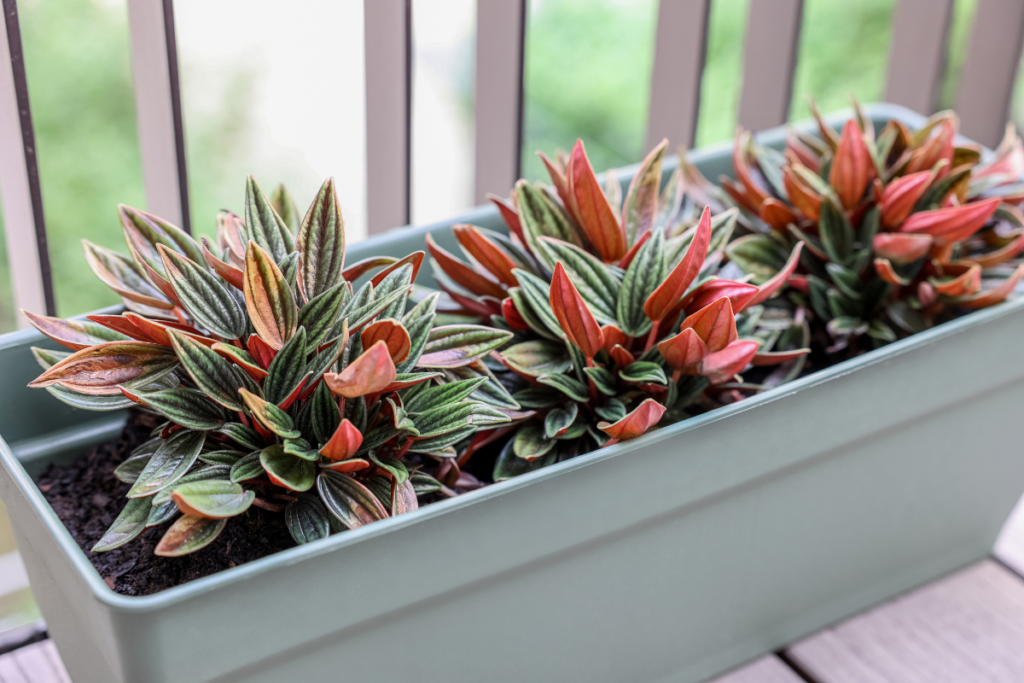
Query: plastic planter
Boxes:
[{"xmin": 1, "ymin": 104, "xmax": 1022, "ymax": 683}]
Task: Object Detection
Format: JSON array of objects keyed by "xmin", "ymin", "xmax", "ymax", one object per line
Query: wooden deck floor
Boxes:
[{"xmin": 6, "ymin": 495, "xmax": 1024, "ymax": 682}]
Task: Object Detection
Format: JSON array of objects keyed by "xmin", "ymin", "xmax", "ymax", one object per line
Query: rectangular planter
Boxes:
[{"xmin": 1, "ymin": 103, "xmax": 1023, "ymax": 683}]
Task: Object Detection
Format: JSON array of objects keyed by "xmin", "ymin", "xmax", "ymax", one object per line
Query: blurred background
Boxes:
[{"xmin": 0, "ymin": 0, "xmax": 1013, "ymax": 336}]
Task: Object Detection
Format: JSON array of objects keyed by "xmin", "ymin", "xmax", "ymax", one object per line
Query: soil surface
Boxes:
[{"xmin": 36, "ymin": 411, "xmax": 295, "ymax": 596}]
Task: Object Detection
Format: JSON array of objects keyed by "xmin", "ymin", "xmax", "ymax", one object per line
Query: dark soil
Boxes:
[{"xmin": 36, "ymin": 411, "xmax": 295, "ymax": 596}]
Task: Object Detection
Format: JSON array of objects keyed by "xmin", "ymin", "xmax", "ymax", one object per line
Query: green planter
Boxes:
[{"xmin": 1, "ymin": 104, "xmax": 1022, "ymax": 683}]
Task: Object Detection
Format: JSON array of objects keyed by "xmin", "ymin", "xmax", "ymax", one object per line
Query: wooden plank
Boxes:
[
  {"xmin": 0, "ymin": 640, "xmax": 70, "ymax": 683},
  {"xmin": 786, "ymin": 560, "xmax": 1024, "ymax": 682},
  {"xmin": 126, "ymin": 0, "xmax": 190, "ymax": 231},
  {"xmin": 884, "ymin": 0, "xmax": 955, "ymax": 115},
  {"xmin": 0, "ymin": 0, "xmax": 54, "ymax": 325},
  {"xmin": 956, "ymin": 0, "xmax": 1024, "ymax": 148},
  {"xmin": 646, "ymin": 0, "xmax": 711, "ymax": 150},
  {"xmin": 737, "ymin": 0, "xmax": 804, "ymax": 132},
  {"xmin": 708, "ymin": 656, "xmax": 804, "ymax": 683},
  {"xmin": 474, "ymin": 0, "xmax": 526, "ymax": 203},
  {"xmin": 364, "ymin": 0, "xmax": 411, "ymax": 234},
  {"xmin": 995, "ymin": 494, "xmax": 1024, "ymax": 576}
]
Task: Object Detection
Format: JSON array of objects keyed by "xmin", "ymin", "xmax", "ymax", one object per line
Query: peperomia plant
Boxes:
[
  {"xmin": 427, "ymin": 140, "xmax": 807, "ymax": 480},
  {"xmin": 26, "ymin": 177, "xmax": 513, "ymax": 556},
  {"xmin": 695, "ymin": 102, "xmax": 1024, "ymax": 352}
]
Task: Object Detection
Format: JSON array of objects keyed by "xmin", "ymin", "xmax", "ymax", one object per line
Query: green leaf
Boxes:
[
  {"xmin": 410, "ymin": 471, "xmax": 443, "ymax": 495},
  {"xmin": 406, "ymin": 427, "xmax": 475, "ymax": 454},
  {"xmin": 513, "ymin": 422, "xmax": 557, "ymax": 461},
  {"xmin": 537, "ymin": 373, "xmax": 589, "ymax": 402},
  {"xmin": 271, "ymin": 183, "xmax": 302, "ymax": 232},
  {"xmin": 509, "ymin": 288, "xmax": 559, "ymax": 341},
  {"xmin": 512, "ymin": 387, "xmax": 563, "ymax": 408},
  {"xmin": 146, "ymin": 500, "xmax": 178, "ymax": 528},
  {"xmin": 673, "ymin": 375, "xmax": 710, "ymax": 408},
  {"xmin": 595, "ymin": 398, "xmax": 627, "ymax": 423},
  {"xmin": 404, "ymin": 377, "xmax": 485, "ymax": 412},
  {"xmin": 297, "ymin": 178, "xmax": 345, "ymax": 301},
  {"xmin": 215, "ymin": 424, "xmax": 265, "ymax": 451},
  {"xmin": 616, "ymin": 228, "xmax": 665, "ymax": 336},
  {"xmin": 500, "ymin": 340, "xmax": 572, "ymax": 377},
  {"xmin": 130, "ymin": 387, "xmax": 227, "ymax": 431},
  {"xmin": 199, "ymin": 450, "xmax": 245, "ymax": 466},
  {"xmin": 170, "ymin": 480, "xmax": 254, "ymax": 518},
  {"xmin": 536, "ymin": 238, "xmax": 619, "ymax": 322},
  {"xmin": 369, "ymin": 452, "xmax": 409, "ymax": 485},
  {"xmin": 155, "ymin": 516, "xmax": 227, "ymax": 557},
  {"xmin": 827, "ymin": 316, "xmax": 867, "ymax": 336},
  {"xmin": 583, "ymin": 365, "xmax": 617, "ymax": 395},
  {"xmin": 545, "ymin": 402, "xmax": 578, "ymax": 438},
  {"xmin": 114, "ymin": 439, "xmax": 160, "ymax": 483},
  {"xmin": 285, "ymin": 494, "xmax": 331, "ymax": 545},
  {"xmin": 494, "ymin": 437, "xmax": 556, "ymax": 480},
  {"xmin": 298, "ymin": 283, "xmax": 347, "ymax": 350},
  {"xmin": 311, "ymin": 381, "xmax": 341, "ymax": 445},
  {"xmin": 825, "ymin": 263, "xmax": 862, "ymax": 300},
  {"xmin": 152, "ymin": 465, "xmax": 233, "ymax": 505},
  {"xmin": 417, "ymin": 325, "xmax": 513, "ymax": 368},
  {"xmin": 413, "ymin": 401, "xmax": 510, "ymax": 438},
  {"xmin": 92, "ymin": 497, "xmax": 151, "ymax": 552},
  {"xmin": 283, "ymin": 437, "xmax": 321, "ymax": 461},
  {"xmin": 819, "ymin": 197, "xmax": 853, "ymax": 264},
  {"xmin": 45, "ymin": 385, "xmax": 137, "ymax": 411},
  {"xmin": 724, "ymin": 234, "xmax": 789, "ymax": 285},
  {"xmin": 516, "ymin": 181, "xmax": 576, "ymax": 269},
  {"xmin": 160, "ymin": 247, "xmax": 246, "ymax": 339},
  {"xmin": 239, "ymin": 388, "xmax": 300, "ymax": 439},
  {"xmin": 230, "ymin": 451, "xmax": 264, "ymax": 483},
  {"xmin": 807, "ymin": 275, "xmax": 833, "ymax": 321},
  {"xmin": 374, "ymin": 263, "xmax": 414, "ymax": 321},
  {"xmin": 867, "ymin": 319, "xmax": 897, "ymax": 342},
  {"xmin": 397, "ymin": 291, "xmax": 439, "ymax": 372},
  {"xmin": 260, "ymin": 445, "xmax": 316, "ymax": 491},
  {"xmin": 119, "ymin": 204, "xmax": 206, "ymax": 275},
  {"xmin": 827, "ymin": 289, "xmax": 861, "ymax": 319},
  {"xmin": 317, "ymin": 471, "xmax": 389, "ymax": 529},
  {"xmin": 168, "ymin": 330, "xmax": 246, "ymax": 411},
  {"xmin": 620, "ymin": 361, "xmax": 667, "ymax": 385},
  {"xmin": 245, "ymin": 175, "xmax": 295, "ymax": 263},
  {"xmin": 128, "ymin": 430, "xmax": 206, "ymax": 498},
  {"xmin": 512, "ymin": 269, "xmax": 564, "ymax": 339},
  {"xmin": 442, "ymin": 361, "xmax": 519, "ymax": 409},
  {"xmin": 263, "ymin": 327, "xmax": 309, "ymax": 404}
]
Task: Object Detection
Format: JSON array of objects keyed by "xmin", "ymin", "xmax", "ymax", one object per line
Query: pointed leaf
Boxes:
[
  {"xmin": 499, "ymin": 340, "xmax": 571, "ymax": 377},
  {"xmin": 549, "ymin": 262, "xmax": 604, "ymax": 359},
  {"xmin": 155, "ymin": 515, "xmax": 227, "ymax": 557},
  {"xmin": 239, "ymin": 388, "xmax": 300, "ymax": 438},
  {"xmin": 597, "ymin": 398, "xmax": 666, "ymax": 441},
  {"xmin": 619, "ymin": 361, "xmax": 667, "ymax": 385},
  {"xmin": 128, "ymin": 430, "xmax": 205, "ymax": 498},
  {"xmin": 536, "ymin": 373, "xmax": 589, "ymax": 402},
  {"xmin": 645, "ymin": 206, "xmax": 712, "ymax": 321},
  {"xmin": 263, "ymin": 327, "xmax": 308, "ymax": 404},
  {"xmin": 567, "ymin": 140, "xmax": 627, "ymax": 261},
  {"xmin": 23, "ymin": 311, "xmax": 129, "ymax": 351},
  {"xmin": 679, "ymin": 297, "xmax": 737, "ymax": 353},
  {"xmin": 171, "ymin": 480, "xmax": 254, "ymax": 519},
  {"xmin": 245, "ymin": 175, "xmax": 295, "ymax": 262},
  {"xmin": 317, "ymin": 471, "xmax": 389, "ymax": 529},
  {"xmin": 417, "ymin": 325, "xmax": 513, "ymax": 368},
  {"xmin": 28, "ymin": 342, "xmax": 178, "ymax": 396},
  {"xmin": 297, "ymin": 178, "xmax": 346, "ymax": 301},
  {"xmin": 92, "ymin": 497, "xmax": 151, "ymax": 552},
  {"xmin": 536, "ymin": 237, "xmax": 619, "ymax": 322},
  {"xmin": 622, "ymin": 139, "xmax": 666, "ymax": 243},
  {"xmin": 617, "ymin": 227, "xmax": 665, "ymax": 335},
  {"xmin": 230, "ymin": 451, "xmax": 264, "ymax": 483},
  {"xmin": 127, "ymin": 387, "xmax": 226, "ymax": 430},
  {"xmin": 158, "ymin": 245, "xmax": 246, "ymax": 339},
  {"xmin": 244, "ymin": 241, "xmax": 298, "ymax": 350},
  {"xmin": 298, "ymin": 282, "xmax": 347, "ymax": 350},
  {"xmin": 657, "ymin": 327, "xmax": 709, "ymax": 370},
  {"xmin": 168, "ymin": 330, "xmax": 246, "ymax": 411}
]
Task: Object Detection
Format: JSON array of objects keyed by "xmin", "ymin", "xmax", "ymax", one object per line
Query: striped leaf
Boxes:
[
  {"xmin": 500, "ymin": 339, "xmax": 571, "ymax": 377},
  {"xmin": 168, "ymin": 330, "xmax": 245, "ymax": 411},
  {"xmin": 418, "ymin": 325, "xmax": 513, "ymax": 368},
  {"xmin": 536, "ymin": 238, "xmax": 619, "ymax": 322},
  {"xmin": 583, "ymin": 365, "xmax": 617, "ymax": 395},
  {"xmin": 152, "ymin": 465, "xmax": 234, "ymax": 505},
  {"xmin": 245, "ymin": 175, "xmax": 295, "ymax": 262},
  {"xmin": 285, "ymin": 494, "xmax": 331, "ymax": 545},
  {"xmin": 441, "ymin": 361, "xmax": 519, "ymax": 409},
  {"xmin": 216, "ymin": 424, "xmax": 266, "ymax": 451},
  {"xmin": 128, "ymin": 430, "xmax": 205, "ymax": 498},
  {"xmin": 157, "ymin": 245, "xmax": 246, "ymax": 339},
  {"xmin": 263, "ymin": 327, "xmax": 308, "ymax": 404},
  {"xmin": 28, "ymin": 341, "xmax": 178, "ymax": 396},
  {"xmin": 512, "ymin": 269, "xmax": 564, "ymax": 339},
  {"xmin": 317, "ymin": 471, "xmax": 389, "ymax": 530},
  {"xmin": 23, "ymin": 311, "xmax": 129, "ymax": 351},
  {"xmin": 512, "ymin": 387, "xmax": 563, "ymax": 408},
  {"xmin": 119, "ymin": 204, "xmax": 205, "ymax": 275},
  {"xmin": 239, "ymin": 388, "xmax": 300, "ymax": 439},
  {"xmin": 619, "ymin": 361, "xmax": 667, "ymax": 385},
  {"xmin": 271, "ymin": 184, "xmax": 302, "ymax": 233},
  {"xmin": 373, "ymin": 263, "xmax": 414, "ymax": 321},
  {"xmin": 230, "ymin": 451, "xmax": 264, "ymax": 483},
  {"xmin": 297, "ymin": 282, "xmax": 347, "ymax": 350},
  {"xmin": 616, "ymin": 227, "xmax": 665, "ymax": 336},
  {"xmin": 622, "ymin": 140, "xmax": 666, "ymax": 244},
  {"xmin": 404, "ymin": 377, "xmax": 486, "ymax": 413},
  {"xmin": 155, "ymin": 516, "xmax": 227, "ymax": 557},
  {"xmin": 128, "ymin": 387, "xmax": 227, "ymax": 431},
  {"xmin": 297, "ymin": 178, "xmax": 346, "ymax": 302},
  {"xmin": 515, "ymin": 180, "xmax": 575, "ymax": 270},
  {"xmin": 545, "ymin": 402, "xmax": 579, "ymax": 439},
  {"xmin": 92, "ymin": 497, "xmax": 151, "ymax": 552},
  {"xmin": 244, "ymin": 241, "xmax": 298, "ymax": 350},
  {"xmin": 513, "ymin": 422, "xmax": 557, "ymax": 461},
  {"xmin": 83, "ymin": 240, "xmax": 174, "ymax": 310},
  {"xmin": 397, "ymin": 291, "xmax": 438, "ymax": 372},
  {"xmin": 413, "ymin": 401, "xmax": 509, "ymax": 438},
  {"xmin": 537, "ymin": 373, "xmax": 589, "ymax": 402},
  {"xmin": 199, "ymin": 450, "xmax": 245, "ymax": 466}
]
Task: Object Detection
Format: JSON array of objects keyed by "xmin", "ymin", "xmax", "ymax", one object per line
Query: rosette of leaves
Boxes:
[
  {"xmin": 698, "ymin": 102, "xmax": 1024, "ymax": 352},
  {"xmin": 25, "ymin": 177, "xmax": 513, "ymax": 556},
  {"xmin": 426, "ymin": 140, "xmax": 807, "ymax": 479}
]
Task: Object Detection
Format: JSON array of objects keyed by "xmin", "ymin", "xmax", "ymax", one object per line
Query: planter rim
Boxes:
[{"xmin": 2, "ymin": 101, "xmax": 1001, "ymax": 614}]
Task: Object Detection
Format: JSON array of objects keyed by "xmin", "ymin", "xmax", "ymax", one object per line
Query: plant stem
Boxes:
[{"xmin": 644, "ymin": 320, "xmax": 661, "ymax": 352}]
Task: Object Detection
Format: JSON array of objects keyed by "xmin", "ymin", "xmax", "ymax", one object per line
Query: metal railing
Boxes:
[{"xmin": 1, "ymin": 0, "xmax": 1023, "ymax": 328}]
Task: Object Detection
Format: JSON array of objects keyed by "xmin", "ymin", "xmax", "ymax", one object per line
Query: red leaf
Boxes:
[
  {"xmin": 830, "ymin": 120, "xmax": 872, "ymax": 211},
  {"xmin": 246, "ymin": 333, "xmax": 277, "ymax": 370},
  {"xmin": 86, "ymin": 315, "xmax": 158, "ymax": 344},
  {"xmin": 644, "ymin": 206, "xmax": 713, "ymax": 321},
  {"xmin": 751, "ymin": 348, "xmax": 810, "ymax": 366},
  {"xmin": 538, "ymin": 151, "xmax": 579, "ymax": 225},
  {"xmin": 566, "ymin": 140, "xmax": 626, "ymax": 262},
  {"xmin": 488, "ymin": 194, "xmax": 527, "ymax": 246},
  {"xmin": 597, "ymin": 398, "xmax": 666, "ymax": 442},
  {"xmin": 747, "ymin": 242, "xmax": 804, "ymax": 309},
  {"xmin": 342, "ymin": 256, "xmax": 396, "ymax": 282},
  {"xmin": 906, "ymin": 119, "xmax": 955, "ymax": 174},
  {"xmin": 873, "ymin": 258, "xmax": 910, "ymax": 286},
  {"xmin": 609, "ymin": 344, "xmax": 636, "ymax": 368},
  {"xmin": 733, "ymin": 130, "xmax": 770, "ymax": 210},
  {"xmin": 932, "ymin": 263, "xmax": 981, "ymax": 297},
  {"xmin": 698, "ymin": 339, "xmax": 759, "ymax": 384},
  {"xmin": 759, "ymin": 198, "xmax": 800, "ymax": 232},
  {"xmin": 899, "ymin": 198, "xmax": 1000, "ymax": 245},
  {"xmin": 320, "ymin": 458, "xmax": 370, "ymax": 473},
  {"xmin": 426, "ymin": 234, "xmax": 506, "ymax": 298},
  {"xmin": 682, "ymin": 279, "xmax": 759, "ymax": 315},
  {"xmin": 277, "ymin": 374, "xmax": 310, "ymax": 410},
  {"xmin": 324, "ymin": 341, "xmax": 397, "ymax": 398},
  {"xmin": 601, "ymin": 324, "xmax": 628, "ymax": 353},
  {"xmin": 453, "ymin": 224, "xmax": 519, "ymax": 287},
  {"xmin": 321, "ymin": 418, "xmax": 364, "ymax": 461},
  {"xmin": 679, "ymin": 297, "xmax": 736, "ymax": 353},
  {"xmin": 370, "ymin": 251, "xmax": 425, "ymax": 288},
  {"xmin": 360, "ymin": 319, "xmax": 412, "ymax": 363},
  {"xmin": 201, "ymin": 238, "xmax": 245, "ymax": 290},
  {"xmin": 783, "ymin": 166, "xmax": 822, "ymax": 221},
  {"xmin": 28, "ymin": 341, "xmax": 177, "ymax": 395},
  {"xmin": 502, "ymin": 297, "xmax": 531, "ymax": 330},
  {"xmin": 617, "ymin": 230, "xmax": 650, "ymax": 269},
  {"xmin": 657, "ymin": 327, "xmax": 709, "ymax": 370},
  {"xmin": 954, "ymin": 263, "xmax": 1024, "ymax": 309},
  {"xmin": 123, "ymin": 313, "xmax": 216, "ymax": 349},
  {"xmin": 959, "ymin": 232, "xmax": 1024, "ymax": 269},
  {"xmin": 873, "ymin": 233, "xmax": 933, "ymax": 264},
  {"xmin": 549, "ymin": 263, "xmax": 604, "ymax": 359},
  {"xmin": 880, "ymin": 171, "xmax": 932, "ymax": 228}
]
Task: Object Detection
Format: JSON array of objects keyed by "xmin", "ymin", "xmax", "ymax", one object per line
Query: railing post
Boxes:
[
  {"xmin": 126, "ymin": 0, "xmax": 190, "ymax": 232},
  {"xmin": 737, "ymin": 0, "xmax": 804, "ymax": 132},
  {"xmin": 364, "ymin": 0, "xmax": 412, "ymax": 235},
  {"xmin": 474, "ymin": 0, "xmax": 527, "ymax": 203},
  {"xmin": 646, "ymin": 0, "xmax": 711, "ymax": 150},
  {"xmin": 884, "ymin": 0, "xmax": 955, "ymax": 116},
  {"xmin": 0, "ymin": 0, "xmax": 54, "ymax": 325}
]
